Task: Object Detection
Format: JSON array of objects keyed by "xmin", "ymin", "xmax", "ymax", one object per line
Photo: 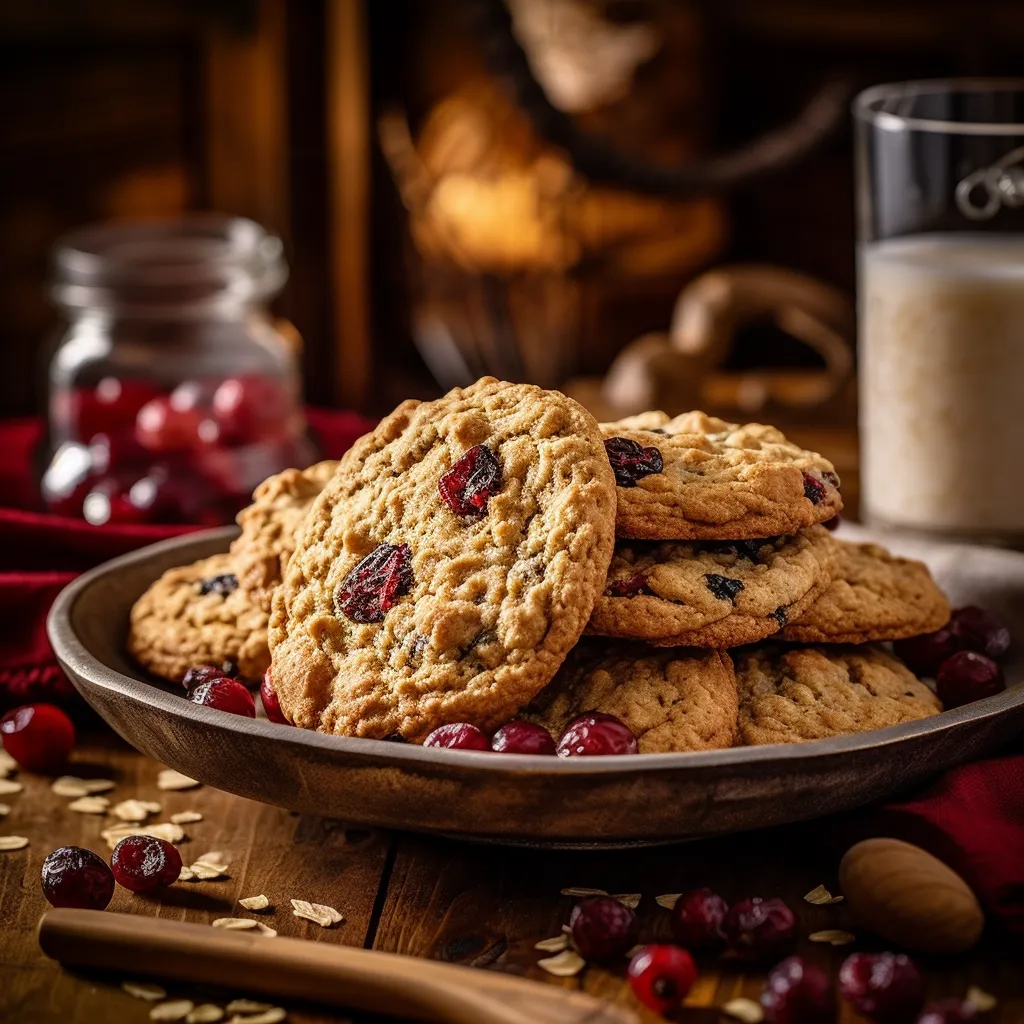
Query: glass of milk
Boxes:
[{"xmin": 854, "ymin": 80, "xmax": 1024, "ymax": 544}]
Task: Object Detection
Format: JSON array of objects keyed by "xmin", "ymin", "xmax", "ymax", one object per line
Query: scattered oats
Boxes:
[
  {"xmin": 809, "ymin": 929, "xmax": 856, "ymax": 946},
  {"xmin": 195, "ymin": 851, "xmax": 228, "ymax": 867},
  {"xmin": 102, "ymin": 822, "xmax": 185, "ymax": 848},
  {"xmin": 226, "ymin": 1010, "xmax": 286, "ymax": 1024},
  {"xmin": 804, "ymin": 884, "xmax": 844, "ymax": 905},
  {"xmin": 239, "ymin": 894, "xmax": 270, "ymax": 911},
  {"xmin": 157, "ymin": 769, "xmax": 200, "ymax": 791},
  {"xmin": 0, "ymin": 779, "xmax": 23, "ymax": 796},
  {"xmin": 212, "ymin": 918, "xmax": 258, "ymax": 931},
  {"xmin": 170, "ymin": 810, "xmax": 203, "ymax": 825},
  {"xmin": 0, "ymin": 836, "xmax": 29, "ymax": 851},
  {"xmin": 722, "ymin": 997, "xmax": 765, "ymax": 1023},
  {"xmin": 68, "ymin": 795, "xmax": 110, "ymax": 814},
  {"xmin": 256, "ymin": 923, "xmax": 277, "ymax": 938},
  {"xmin": 150, "ymin": 1001, "xmax": 195, "ymax": 1022},
  {"xmin": 189, "ymin": 863, "xmax": 229, "ymax": 881},
  {"xmin": 612, "ymin": 893, "xmax": 641, "ymax": 909},
  {"xmin": 966, "ymin": 986, "xmax": 998, "ymax": 1013},
  {"xmin": 0, "ymin": 749, "xmax": 16, "ymax": 776},
  {"xmin": 0, "ymin": 804, "xmax": 9, "ymax": 818},
  {"xmin": 560, "ymin": 886, "xmax": 608, "ymax": 897},
  {"xmin": 51, "ymin": 776, "xmax": 114, "ymax": 797},
  {"xmin": 113, "ymin": 799, "xmax": 161, "ymax": 822},
  {"xmin": 122, "ymin": 981, "xmax": 167, "ymax": 1001},
  {"xmin": 177, "ymin": 866, "xmax": 196, "ymax": 882},
  {"xmin": 534, "ymin": 934, "xmax": 569, "ymax": 952},
  {"xmin": 655, "ymin": 893, "xmax": 681, "ymax": 910},
  {"xmin": 537, "ymin": 949, "xmax": 585, "ymax": 977},
  {"xmin": 290, "ymin": 899, "xmax": 343, "ymax": 927},
  {"xmin": 226, "ymin": 1002, "xmax": 274, "ymax": 1015},
  {"xmin": 186, "ymin": 1006, "xmax": 224, "ymax": 1024}
]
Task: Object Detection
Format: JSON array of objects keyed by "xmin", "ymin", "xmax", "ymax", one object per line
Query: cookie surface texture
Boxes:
[
  {"xmin": 587, "ymin": 526, "xmax": 836, "ymax": 648},
  {"xmin": 602, "ymin": 410, "xmax": 842, "ymax": 540},
  {"xmin": 735, "ymin": 645, "xmax": 942, "ymax": 745},
  {"xmin": 269, "ymin": 377, "xmax": 618, "ymax": 741},
  {"xmin": 128, "ymin": 553, "xmax": 270, "ymax": 683},
  {"xmin": 781, "ymin": 540, "xmax": 950, "ymax": 644},
  {"xmin": 526, "ymin": 641, "xmax": 737, "ymax": 753}
]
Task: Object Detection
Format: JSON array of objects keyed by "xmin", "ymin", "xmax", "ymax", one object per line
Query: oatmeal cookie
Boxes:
[
  {"xmin": 586, "ymin": 526, "xmax": 836, "ymax": 648},
  {"xmin": 526, "ymin": 640, "xmax": 737, "ymax": 753},
  {"xmin": 735, "ymin": 645, "xmax": 942, "ymax": 745},
  {"xmin": 231, "ymin": 460, "xmax": 339, "ymax": 612},
  {"xmin": 128, "ymin": 553, "xmax": 270, "ymax": 684},
  {"xmin": 602, "ymin": 410, "xmax": 842, "ymax": 540},
  {"xmin": 782, "ymin": 540, "xmax": 950, "ymax": 644},
  {"xmin": 269, "ymin": 377, "xmax": 618, "ymax": 741}
]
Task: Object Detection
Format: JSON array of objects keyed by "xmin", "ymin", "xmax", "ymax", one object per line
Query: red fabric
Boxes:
[{"xmin": 2, "ymin": 412, "xmax": 1023, "ymax": 933}]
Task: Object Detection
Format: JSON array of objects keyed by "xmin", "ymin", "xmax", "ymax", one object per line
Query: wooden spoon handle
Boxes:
[{"xmin": 38, "ymin": 910, "xmax": 636, "ymax": 1024}]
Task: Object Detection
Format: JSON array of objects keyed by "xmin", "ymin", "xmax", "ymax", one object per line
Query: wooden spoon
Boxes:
[{"xmin": 38, "ymin": 909, "xmax": 637, "ymax": 1024}]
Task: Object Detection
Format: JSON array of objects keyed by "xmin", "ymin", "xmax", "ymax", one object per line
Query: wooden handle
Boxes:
[{"xmin": 38, "ymin": 910, "xmax": 636, "ymax": 1024}]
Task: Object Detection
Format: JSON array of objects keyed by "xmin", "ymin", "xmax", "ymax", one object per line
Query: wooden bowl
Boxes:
[{"xmin": 47, "ymin": 527, "xmax": 1024, "ymax": 848}]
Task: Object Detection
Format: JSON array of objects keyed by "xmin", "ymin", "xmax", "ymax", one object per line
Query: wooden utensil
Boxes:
[{"xmin": 38, "ymin": 909, "xmax": 636, "ymax": 1024}]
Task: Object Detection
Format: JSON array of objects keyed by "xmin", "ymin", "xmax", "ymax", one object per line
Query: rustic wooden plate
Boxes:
[{"xmin": 47, "ymin": 526, "xmax": 1024, "ymax": 848}]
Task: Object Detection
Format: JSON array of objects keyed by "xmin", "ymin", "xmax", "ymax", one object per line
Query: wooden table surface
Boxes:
[{"xmin": 1, "ymin": 731, "xmax": 1021, "ymax": 1024}]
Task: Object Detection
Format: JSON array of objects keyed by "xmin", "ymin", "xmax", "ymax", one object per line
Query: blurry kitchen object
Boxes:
[
  {"xmin": 41, "ymin": 215, "xmax": 315, "ymax": 526},
  {"xmin": 855, "ymin": 80, "xmax": 1024, "ymax": 545}
]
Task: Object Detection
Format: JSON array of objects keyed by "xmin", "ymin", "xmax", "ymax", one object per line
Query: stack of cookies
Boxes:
[{"xmin": 128, "ymin": 377, "xmax": 950, "ymax": 753}]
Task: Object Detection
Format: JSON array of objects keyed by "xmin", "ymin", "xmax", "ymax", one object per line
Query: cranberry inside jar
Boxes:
[{"xmin": 42, "ymin": 217, "xmax": 315, "ymax": 525}]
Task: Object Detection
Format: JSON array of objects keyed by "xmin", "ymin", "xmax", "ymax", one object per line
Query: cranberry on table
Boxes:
[
  {"xmin": 839, "ymin": 952, "xmax": 925, "ymax": 1024},
  {"xmin": 670, "ymin": 887, "xmax": 728, "ymax": 952},
  {"xmin": 627, "ymin": 944, "xmax": 697, "ymax": 1015},
  {"xmin": 491, "ymin": 721, "xmax": 555, "ymax": 755},
  {"xmin": 761, "ymin": 956, "xmax": 832, "ymax": 1024},
  {"xmin": 935, "ymin": 651, "xmax": 1004, "ymax": 709},
  {"xmin": 722, "ymin": 897, "xmax": 796, "ymax": 960},
  {"xmin": 1, "ymin": 704, "xmax": 75, "ymax": 772},
  {"xmin": 110, "ymin": 834, "xmax": 182, "ymax": 893},
  {"xmin": 188, "ymin": 678, "xmax": 256, "ymax": 718},
  {"xmin": 916, "ymin": 1000, "xmax": 977, "ymax": 1024},
  {"xmin": 949, "ymin": 605, "xmax": 1011, "ymax": 659},
  {"xmin": 556, "ymin": 713, "xmax": 638, "ymax": 757},
  {"xmin": 260, "ymin": 671, "xmax": 290, "ymax": 725},
  {"xmin": 893, "ymin": 626, "xmax": 959, "ymax": 677},
  {"xmin": 40, "ymin": 845, "xmax": 115, "ymax": 910},
  {"xmin": 569, "ymin": 895, "xmax": 638, "ymax": 960},
  {"xmin": 423, "ymin": 723, "xmax": 489, "ymax": 750}
]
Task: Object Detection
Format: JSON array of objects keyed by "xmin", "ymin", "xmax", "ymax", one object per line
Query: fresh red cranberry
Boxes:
[
  {"xmin": 802, "ymin": 472, "xmax": 829, "ymax": 505},
  {"xmin": 135, "ymin": 396, "xmax": 217, "ymax": 452},
  {"xmin": 569, "ymin": 895, "xmax": 638, "ymax": 960},
  {"xmin": 949, "ymin": 605, "xmax": 1011, "ymax": 659},
  {"xmin": 491, "ymin": 721, "xmax": 555, "ymax": 754},
  {"xmin": 1, "ymin": 704, "xmax": 75, "ymax": 772},
  {"xmin": 557, "ymin": 712, "xmax": 638, "ymax": 757},
  {"xmin": 722, "ymin": 897, "xmax": 796, "ymax": 960},
  {"xmin": 182, "ymin": 665, "xmax": 228, "ymax": 690},
  {"xmin": 605, "ymin": 437, "xmax": 664, "ymax": 488},
  {"xmin": 627, "ymin": 944, "xmax": 697, "ymax": 1015},
  {"xmin": 212, "ymin": 375, "xmax": 289, "ymax": 444},
  {"xmin": 670, "ymin": 887, "xmax": 728, "ymax": 952},
  {"xmin": 893, "ymin": 626, "xmax": 959, "ymax": 677},
  {"xmin": 916, "ymin": 1000, "xmax": 977, "ymax": 1024},
  {"xmin": 111, "ymin": 834, "xmax": 182, "ymax": 893},
  {"xmin": 81, "ymin": 473, "xmax": 160, "ymax": 526},
  {"xmin": 40, "ymin": 846, "xmax": 115, "ymax": 909},
  {"xmin": 336, "ymin": 543, "xmax": 414, "ymax": 623},
  {"xmin": 188, "ymin": 678, "xmax": 256, "ymax": 717},
  {"xmin": 761, "ymin": 956, "xmax": 833, "ymax": 1024},
  {"xmin": 936, "ymin": 650, "xmax": 1004, "ymax": 709},
  {"xmin": 438, "ymin": 445, "xmax": 503, "ymax": 518},
  {"xmin": 423, "ymin": 723, "xmax": 490, "ymax": 750},
  {"xmin": 839, "ymin": 952, "xmax": 925, "ymax": 1024},
  {"xmin": 73, "ymin": 377, "xmax": 161, "ymax": 439},
  {"xmin": 605, "ymin": 572, "xmax": 649, "ymax": 598},
  {"xmin": 260, "ymin": 671, "xmax": 290, "ymax": 725}
]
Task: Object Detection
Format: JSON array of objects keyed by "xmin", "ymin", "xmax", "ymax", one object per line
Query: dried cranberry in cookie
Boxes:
[
  {"xmin": 600, "ymin": 411, "xmax": 842, "ymax": 540},
  {"xmin": 268, "ymin": 379, "xmax": 617, "ymax": 742}
]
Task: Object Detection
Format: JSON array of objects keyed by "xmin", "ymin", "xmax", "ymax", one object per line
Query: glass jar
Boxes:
[{"xmin": 41, "ymin": 215, "xmax": 316, "ymax": 525}]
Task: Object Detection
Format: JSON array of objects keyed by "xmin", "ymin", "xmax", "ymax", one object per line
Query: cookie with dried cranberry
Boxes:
[
  {"xmin": 128, "ymin": 553, "xmax": 270, "ymax": 684},
  {"xmin": 230, "ymin": 460, "xmax": 339, "ymax": 613},
  {"xmin": 269, "ymin": 377, "xmax": 618, "ymax": 741},
  {"xmin": 525, "ymin": 640, "xmax": 737, "ymax": 753},
  {"xmin": 587, "ymin": 526, "xmax": 835, "ymax": 648},
  {"xmin": 781, "ymin": 540, "xmax": 950, "ymax": 644},
  {"xmin": 735, "ymin": 644, "xmax": 941, "ymax": 745},
  {"xmin": 602, "ymin": 410, "xmax": 842, "ymax": 540}
]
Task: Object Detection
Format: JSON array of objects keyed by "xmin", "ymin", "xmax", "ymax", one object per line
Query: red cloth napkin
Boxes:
[{"xmin": 2, "ymin": 412, "xmax": 1023, "ymax": 934}]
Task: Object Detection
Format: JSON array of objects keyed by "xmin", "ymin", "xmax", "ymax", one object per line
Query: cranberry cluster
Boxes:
[
  {"xmin": 43, "ymin": 374, "xmax": 300, "ymax": 525},
  {"xmin": 422, "ymin": 712, "xmax": 638, "ymax": 756},
  {"xmin": 895, "ymin": 605, "xmax": 1011, "ymax": 709}
]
